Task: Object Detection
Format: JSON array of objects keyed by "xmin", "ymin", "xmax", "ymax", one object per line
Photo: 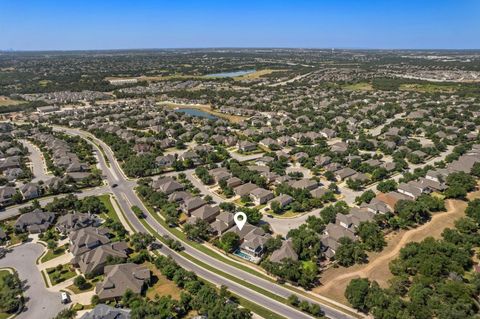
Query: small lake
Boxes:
[
  {"xmin": 205, "ymin": 69, "xmax": 256, "ymax": 78},
  {"xmin": 175, "ymin": 108, "xmax": 218, "ymax": 120}
]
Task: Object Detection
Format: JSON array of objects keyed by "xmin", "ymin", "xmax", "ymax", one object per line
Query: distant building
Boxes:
[{"xmin": 108, "ymin": 78, "xmax": 138, "ymax": 85}]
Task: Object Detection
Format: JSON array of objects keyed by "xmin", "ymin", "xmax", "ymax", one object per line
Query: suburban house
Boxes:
[
  {"xmin": 290, "ymin": 179, "xmax": 318, "ymax": 191},
  {"xmin": 80, "ymin": 304, "xmax": 131, "ymax": 319},
  {"xmin": 69, "ymin": 226, "xmax": 111, "ymax": 256},
  {"xmin": 152, "ymin": 177, "xmax": 184, "ymax": 195},
  {"xmin": 0, "ymin": 186, "xmax": 17, "ymax": 206},
  {"xmin": 95, "ymin": 263, "xmax": 150, "ymax": 301},
  {"xmin": 233, "ymin": 182, "xmax": 258, "ymax": 197},
  {"xmin": 249, "ymin": 188, "xmax": 274, "ymax": 205},
  {"xmin": 14, "ymin": 209, "xmax": 55, "ymax": 233},
  {"xmin": 237, "ymin": 140, "xmax": 257, "ymax": 152},
  {"xmin": 321, "ymin": 223, "xmax": 356, "ymax": 259},
  {"xmin": 72, "ymin": 242, "xmax": 129, "ymax": 276},
  {"xmin": 56, "ymin": 213, "xmax": 95, "ymax": 234},
  {"xmin": 210, "ymin": 212, "xmax": 234, "ymax": 236},
  {"xmin": 180, "ymin": 197, "xmax": 207, "ymax": 215},
  {"xmin": 269, "ymin": 240, "xmax": 298, "ymax": 263},
  {"xmin": 189, "ymin": 204, "xmax": 220, "ymax": 223},
  {"xmin": 269, "ymin": 194, "xmax": 293, "ymax": 209}
]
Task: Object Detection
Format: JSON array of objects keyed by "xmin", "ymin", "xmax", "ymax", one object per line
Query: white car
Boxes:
[{"xmin": 61, "ymin": 292, "xmax": 70, "ymax": 304}]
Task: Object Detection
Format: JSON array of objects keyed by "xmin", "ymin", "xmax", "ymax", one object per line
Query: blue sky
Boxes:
[{"xmin": 1, "ymin": 0, "xmax": 479, "ymax": 50}]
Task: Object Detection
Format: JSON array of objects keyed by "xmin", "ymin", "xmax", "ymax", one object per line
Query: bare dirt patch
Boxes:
[{"xmin": 314, "ymin": 188, "xmax": 480, "ymax": 304}]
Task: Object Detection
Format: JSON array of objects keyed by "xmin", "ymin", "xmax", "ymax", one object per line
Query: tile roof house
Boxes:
[
  {"xmin": 95, "ymin": 263, "xmax": 150, "ymax": 301},
  {"xmin": 14, "ymin": 209, "xmax": 55, "ymax": 233}
]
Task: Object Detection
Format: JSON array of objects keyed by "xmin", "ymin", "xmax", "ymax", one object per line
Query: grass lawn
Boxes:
[
  {"xmin": 145, "ymin": 262, "xmax": 182, "ymax": 300},
  {"xmin": 302, "ymin": 260, "xmax": 317, "ymax": 272},
  {"xmin": 400, "ymin": 83, "xmax": 458, "ymax": 93},
  {"xmin": 0, "ymin": 96, "xmax": 24, "ymax": 106},
  {"xmin": 233, "ymin": 69, "xmax": 282, "ymax": 80},
  {"xmin": 40, "ymin": 244, "xmax": 68, "ymax": 263},
  {"xmin": 66, "ymin": 281, "xmax": 95, "ymax": 294},
  {"xmin": 343, "ymin": 82, "xmax": 373, "ymax": 91},
  {"xmin": 98, "ymin": 194, "xmax": 120, "ymax": 223},
  {"xmin": 46, "ymin": 264, "xmax": 76, "ymax": 285}
]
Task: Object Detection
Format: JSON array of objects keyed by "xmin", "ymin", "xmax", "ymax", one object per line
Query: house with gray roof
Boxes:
[
  {"xmin": 72, "ymin": 242, "xmax": 129, "ymax": 276},
  {"xmin": 15, "ymin": 209, "xmax": 55, "ymax": 233},
  {"xmin": 80, "ymin": 304, "xmax": 130, "ymax": 319},
  {"xmin": 96, "ymin": 263, "xmax": 150, "ymax": 301},
  {"xmin": 69, "ymin": 226, "xmax": 111, "ymax": 256},
  {"xmin": 269, "ymin": 240, "xmax": 298, "ymax": 263},
  {"xmin": 56, "ymin": 213, "xmax": 95, "ymax": 234}
]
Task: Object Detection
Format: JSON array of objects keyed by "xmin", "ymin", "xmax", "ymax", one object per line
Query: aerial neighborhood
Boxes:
[{"xmin": 1, "ymin": 47, "xmax": 480, "ymax": 319}]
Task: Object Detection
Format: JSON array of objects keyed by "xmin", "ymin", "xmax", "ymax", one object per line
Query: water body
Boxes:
[
  {"xmin": 206, "ymin": 69, "xmax": 256, "ymax": 78},
  {"xmin": 175, "ymin": 108, "xmax": 218, "ymax": 120}
]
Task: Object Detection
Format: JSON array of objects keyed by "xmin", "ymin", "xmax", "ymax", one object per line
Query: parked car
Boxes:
[{"xmin": 61, "ymin": 292, "xmax": 70, "ymax": 304}]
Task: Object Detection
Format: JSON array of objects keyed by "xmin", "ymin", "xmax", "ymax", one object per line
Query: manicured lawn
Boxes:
[
  {"xmin": 40, "ymin": 244, "xmax": 68, "ymax": 263},
  {"xmin": 66, "ymin": 281, "xmax": 94, "ymax": 294},
  {"xmin": 46, "ymin": 264, "xmax": 76, "ymax": 285},
  {"xmin": 98, "ymin": 194, "xmax": 119, "ymax": 223}
]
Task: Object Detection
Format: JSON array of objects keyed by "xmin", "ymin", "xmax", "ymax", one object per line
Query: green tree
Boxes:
[
  {"xmin": 220, "ymin": 232, "xmax": 240, "ymax": 253},
  {"xmin": 345, "ymin": 278, "xmax": 371, "ymax": 311}
]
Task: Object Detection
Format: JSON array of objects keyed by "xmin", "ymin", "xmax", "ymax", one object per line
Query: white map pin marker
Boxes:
[{"xmin": 234, "ymin": 212, "xmax": 247, "ymax": 230}]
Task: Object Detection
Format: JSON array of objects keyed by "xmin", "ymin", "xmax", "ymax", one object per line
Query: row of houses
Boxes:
[{"xmin": 152, "ymin": 176, "xmax": 272, "ymax": 262}]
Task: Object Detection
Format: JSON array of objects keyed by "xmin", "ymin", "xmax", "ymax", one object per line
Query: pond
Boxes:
[
  {"xmin": 205, "ymin": 69, "xmax": 256, "ymax": 78},
  {"xmin": 174, "ymin": 108, "xmax": 218, "ymax": 120}
]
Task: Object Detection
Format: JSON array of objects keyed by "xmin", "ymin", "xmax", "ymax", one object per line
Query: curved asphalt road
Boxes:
[{"xmin": 54, "ymin": 126, "xmax": 359, "ymax": 319}]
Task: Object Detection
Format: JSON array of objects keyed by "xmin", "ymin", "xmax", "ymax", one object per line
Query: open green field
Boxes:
[
  {"xmin": 400, "ymin": 83, "xmax": 458, "ymax": 93},
  {"xmin": 343, "ymin": 82, "xmax": 373, "ymax": 91},
  {"xmin": 0, "ymin": 96, "xmax": 24, "ymax": 106}
]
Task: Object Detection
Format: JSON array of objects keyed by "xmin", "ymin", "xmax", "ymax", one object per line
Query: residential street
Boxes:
[
  {"xmin": 54, "ymin": 126, "xmax": 359, "ymax": 319},
  {"xmin": 0, "ymin": 185, "xmax": 109, "ymax": 221},
  {"xmin": 20, "ymin": 139, "xmax": 53, "ymax": 183},
  {"xmin": 0, "ymin": 243, "xmax": 67, "ymax": 319}
]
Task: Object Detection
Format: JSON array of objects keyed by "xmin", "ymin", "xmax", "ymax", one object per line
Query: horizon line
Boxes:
[{"xmin": 2, "ymin": 47, "xmax": 480, "ymax": 53}]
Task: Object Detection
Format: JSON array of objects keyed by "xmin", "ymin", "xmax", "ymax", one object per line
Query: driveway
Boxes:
[{"xmin": 0, "ymin": 243, "xmax": 67, "ymax": 319}]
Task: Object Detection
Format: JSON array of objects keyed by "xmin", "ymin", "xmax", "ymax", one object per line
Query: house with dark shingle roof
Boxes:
[
  {"xmin": 269, "ymin": 240, "xmax": 298, "ymax": 263},
  {"xmin": 15, "ymin": 209, "xmax": 55, "ymax": 234},
  {"xmin": 95, "ymin": 263, "xmax": 150, "ymax": 301}
]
